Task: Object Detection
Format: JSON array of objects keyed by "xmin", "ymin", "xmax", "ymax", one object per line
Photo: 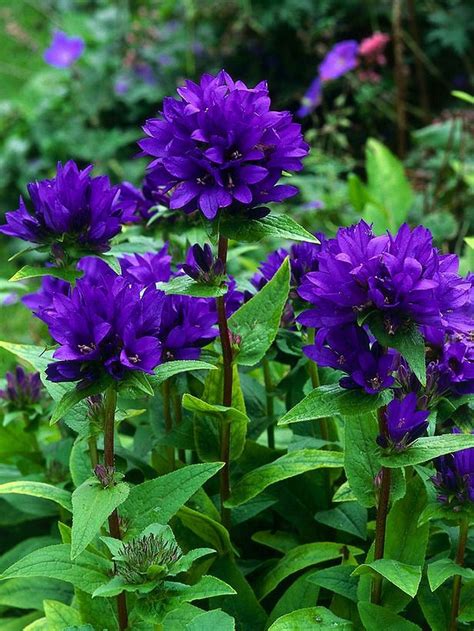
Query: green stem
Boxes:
[
  {"xmin": 216, "ymin": 235, "xmax": 233, "ymax": 528},
  {"xmin": 103, "ymin": 387, "xmax": 128, "ymax": 631},
  {"xmin": 263, "ymin": 358, "xmax": 275, "ymax": 449},
  {"xmin": 162, "ymin": 380, "xmax": 175, "ymax": 471},
  {"xmin": 307, "ymin": 328, "xmax": 329, "ymax": 442},
  {"xmin": 371, "ymin": 406, "xmax": 391, "ymax": 606},
  {"xmin": 172, "ymin": 384, "xmax": 186, "ymax": 463},
  {"xmin": 449, "ymin": 517, "xmax": 470, "ymax": 631},
  {"xmin": 88, "ymin": 435, "xmax": 99, "ymax": 469}
]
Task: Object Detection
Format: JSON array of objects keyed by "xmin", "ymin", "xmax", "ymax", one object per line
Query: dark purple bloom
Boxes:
[
  {"xmin": 120, "ymin": 245, "xmax": 172, "ymax": 286},
  {"xmin": 319, "ymin": 40, "xmax": 359, "ymax": 81},
  {"xmin": 0, "ymin": 161, "xmax": 125, "ymax": 255},
  {"xmin": 44, "ymin": 274, "xmax": 165, "ymax": 385},
  {"xmin": 377, "ymin": 393, "xmax": 429, "ymax": 450},
  {"xmin": 297, "ymin": 77, "xmax": 322, "ymax": 117},
  {"xmin": 432, "ymin": 429, "xmax": 474, "ymax": 507},
  {"xmin": 181, "ymin": 243, "xmax": 225, "ymax": 284},
  {"xmin": 305, "ymin": 325, "xmax": 397, "ymax": 394},
  {"xmin": 119, "ymin": 176, "xmax": 169, "ymax": 223},
  {"xmin": 0, "ymin": 366, "xmax": 42, "ymax": 407},
  {"xmin": 43, "ymin": 31, "xmax": 84, "ymax": 69},
  {"xmin": 139, "ymin": 70, "xmax": 309, "ymax": 220}
]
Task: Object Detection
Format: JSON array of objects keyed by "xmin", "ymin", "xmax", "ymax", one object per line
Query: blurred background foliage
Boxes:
[{"xmin": 0, "ymin": 0, "xmax": 473, "ymax": 336}]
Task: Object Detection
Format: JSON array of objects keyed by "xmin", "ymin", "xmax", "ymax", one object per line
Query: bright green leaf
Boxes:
[
  {"xmin": 427, "ymin": 558, "xmax": 474, "ymax": 592},
  {"xmin": 0, "ymin": 481, "xmax": 71, "ymax": 512},
  {"xmin": 220, "ymin": 214, "xmax": 320, "ymax": 244},
  {"xmin": 358, "ymin": 602, "xmax": 421, "ymax": 630},
  {"xmin": 185, "ymin": 609, "xmax": 235, "ymax": 631},
  {"xmin": 9, "ymin": 266, "xmax": 81, "ymax": 283},
  {"xmin": 352, "ymin": 560, "xmax": 422, "ymax": 598},
  {"xmin": 157, "ymin": 275, "xmax": 227, "ymax": 298},
  {"xmin": 380, "ymin": 433, "xmax": 474, "ymax": 467},
  {"xmin": 268, "ymin": 606, "xmax": 353, "ymax": 630}
]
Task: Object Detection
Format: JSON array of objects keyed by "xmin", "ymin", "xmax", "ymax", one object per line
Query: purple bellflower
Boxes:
[
  {"xmin": 297, "ymin": 77, "xmax": 322, "ymax": 118},
  {"xmin": 120, "ymin": 245, "xmax": 172, "ymax": 286},
  {"xmin": 43, "ymin": 31, "xmax": 84, "ymax": 69},
  {"xmin": 119, "ymin": 175, "xmax": 170, "ymax": 223},
  {"xmin": 139, "ymin": 70, "xmax": 309, "ymax": 220},
  {"xmin": 432, "ymin": 429, "xmax": 474, "ymax": 508},
  {"xmin": 377, "ymin": 393, "xmax": 429, "ymax": 451},
  {"xmin": 181, "ymin": 243, "xmax": 225, "ymax": 284},
  {"xmin": 0, "ymin": 161, "xmax": 124, "ymax": 256},
  {"xmin": 319, "ymin": 40, "xmax": 359, "ymax": 81},
  {"xmin": 0, "ymin": 367, "xmax": 42, "ymax": 407}
]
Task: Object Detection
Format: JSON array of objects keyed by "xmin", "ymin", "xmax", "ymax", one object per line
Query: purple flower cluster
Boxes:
[
  {"xmin": 0, "ymin": 367, "xmax": 42, "ymax": 407},
  {"xmin": 119, "ymin": 175, "xmax": 170, "ymax": 223},
  {"xmin": 432, "ymin": 429, "xmax": 474, "ymax": 507},
  {"xmin": 377, "ymin": 393, "xmax": 430, "ymax": 451},
  {"xmin": 139, "ymin": 70, "xmax": 308, "ymax": 220},
  {"xmin": 0, "ymin": 161, "xmax": 125, "ymax": 256}
]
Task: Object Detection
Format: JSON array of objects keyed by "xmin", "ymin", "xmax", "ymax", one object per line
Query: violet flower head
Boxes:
[
  {"xmin": 119, "ymin": 174, "xmax": 170, "ymax": 223},
  {"xmin": 297, "ymin": 77, "xmax": 322, "ymax": 118},
  {"xmin": 120, "ymin": 245, "xmax": 172, "ymax": 286},
  {"xmin": 0, "ymin": 366, "xmax": 42, "ymax": 407},
  {"xmin": 305, "ymin": 325, "xmax": 397, "ymax": 395},
  {"xmin": 432, "ymin": 429, "xmax": 474, "ymax": 508},
  {"xmin": 44, "ymin": 273, "xmax": 165, "ymax": 385},
  {"xmin": 43, "ymin": 31, "xmax": 84, "ymax": 69},
  {"xmin": 22, "ymin": 275, "xmax": 70, "ymax": 321},
  {"xmin": 181, "ymin": 243, "xmax": 225, "ymax": 284},
  {"xmin": 377, "ymin": 393, "xmax": 429, "ymax": 451},
  {"xmin": 319, "ymin": 40, "xmax": 359, "ymax": 81},
  {"xmin": 0, "ymin": 161, "xmax": 125, "ymax": 256},
  {"xmin": 139, "ymin": 70, "xmax": 309, "ymax": 220}
]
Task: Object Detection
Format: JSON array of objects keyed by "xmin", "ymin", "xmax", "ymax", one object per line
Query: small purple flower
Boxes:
[
  {"xmin": 43, "ymin": 31, "xmax": 84, "ymax": 69},
  {"xmin": 181, "ymin": 243, "xmax": 225, "ymax": 284},
  {"xmin": 139, "ymin": 70, "xmax": 309, "ymax": 220},
  {"xmin": 319, "ymin": 40, "xmax": 359, "ymax": 81},
  {"xmin": 120, "ymin": 245, "xmax": 172, "ymax": 286},
  {"xmin": 0, "ymin": 161, "xmax": 125, "ymax": 256},
  {"xmin": 119, "ymin": 176, "xmax": 170, "ymax": 223},
  {"xmin": 0, "ymin": 366, "xmax": 42, "ymax": 407},
  {"xmin": 297, "ymin": 77, "xmax": 322, "ymax": 118},
  {"xmin": 432, "ymin": 428, "xmax": 474, "ymax": 507},
  {"xmin": 377, "ymin": 393, "xmax": 429, "ymax": 450},
  {"xmin": 305, "ymin": 325, "xmax": 397, "ymax": 395}
]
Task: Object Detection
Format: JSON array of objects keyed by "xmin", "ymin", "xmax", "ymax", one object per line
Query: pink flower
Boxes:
[{"xmin": 359, "ymin": 32, "xmax": 390, "ymax": 66}]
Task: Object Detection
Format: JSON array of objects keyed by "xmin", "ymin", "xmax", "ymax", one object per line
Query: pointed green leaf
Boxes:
[
  {"xmin": 307, "ymin": 565, "xmax": 359, "ymax": 602},
  {"xmin": 43, "ymin": 600, "xmax": 82, "ymax": 628},
  {"xmin": 185, "ymin": 609, "xmax": 235, "ymax": 631},
  {"xmin": 177, "ymin": 506, "xmax": 233, "ymax": 556},
  {"xmin": 314, "ymin": 502, "xmax": 367, "ymax": 540},
  {"xmin": 380, "ymin": 433, "xmax": 474, "ymax": 467},
  {"xmin": 268, "ymin": 606, "xmax": 353, "ymax": 630},
  {"xmin": 9, "ymin": 266, "xmax": 81, "ymax": 283},
  {"xmin": 427, "ymin": 558, "xmax": 474, "ymax": 592},
  {"xmin": 220, "ymin": 214, "xmax": 320, "ymax": 244},
  {"xmin": 50, "ymin": 379, "xmax": 110, "ymax": 424},
  {"xmin": 157, "ymin": 275, "xmax": 227, "ymax": 298},
  {"xmin": 71, "ymin": 479, "xmax": 129, "ymax": 559},
  {"xmin": 268, "ymin": 571, "xmax": 320, "ymax": 627},
  {"xmin": 358, "ymin": 602, "xmax": 421, "ymax": 630},
  {"xmin": 352, "ymin": 560, "xmax": 422, "ymax": 598},
  {"xmin": 0, "ymin": 481, "xmax": 71, "ymax": 511},
  {"xmin": 150, "ymin": 360, "xmax": 217, "ymax": 388},
  {"xmin": 226, "ymin": 449, "xmax": 344, "ymax": 507},
  {"xmin": 182, "ymin": 393, "xmax": 248, "ymax": 424}
]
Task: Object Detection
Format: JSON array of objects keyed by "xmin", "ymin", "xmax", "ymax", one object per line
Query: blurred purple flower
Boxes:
[
  {"xmin": 0, "ymin": 366, "xmax": 42, "ymax": 407},
  {"xmin": 43, "ymin": 31, "xmax": 84, "ymax": 69},
  {"xmin": 297, "ymin": 77, "xmax": 322, "ymax": 118},
  {"xmin": 319, "ymin": 40, "xmax": 359, "ymax": 81}
]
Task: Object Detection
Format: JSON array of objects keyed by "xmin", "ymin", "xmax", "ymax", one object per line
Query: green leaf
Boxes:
[
  {"xmin": 417, "ymin": 578, "xmax": 450, "ymax": 631},
  {"xmin": 314, "ymin": 502, "xmax": 367, "ymax": 540},
  {"xmin": 268, "ymin": 607, "xmax": 353, "ymax": 630},
  {"xmin": 452, "ymin": 90, "xmax": 474, "ymax": 104},
  {"xmin": 226, "ymin": 449, "xmax": 344, "ymax": 507},
  {"xmin": 177, "ymin": 506, "xmax": 233, "ymax": 556},
  {"xmin": 121, "ymin": 463, "xmax": 223, "ymax": 534},
  {"xmin": 427, "ymin": 558, "xmax": 474, "ymax": 592},
  {"xmin": 149, "ymin": 360, "xmax": 217, "ymax": 389},
  {"xmin": 365, "ymin": 138, "xmax": 414, "ymax": 231},
  {"xmin": 50, "ymin": 379, "xmax": 110, "ymax": 424},
  {"xmin": 157, "ymin": 275, "xmax": 227, "ymax": 298},
  {"xmin": 43, "ymin": 600, "xmax": 82, "ymax": 629},
  {"xmin": 380, "ymin": 433, "xmax": 474, "ymax": 467},
  {"xmin": 268, "ymin": 572, "xmax": 320, "ymax": 627},
  {"xmin": 368, "ymin": 316, "xmax": 426, "ymax": 386},
  {"xmin": 220, "ymin": 214, "xmax": 320, "ymax": 244},
  {"xmin": 252, "ymin": 530, "xmax": 299, "ymax": 554},
  {"xmin": 121, "ymin": 371, "xmax": 155, "ymax": 397},
  {"xmin": 347, "ymin": 173, "xmax": 372, "ymax": 213},
  {"xmin": 4, "ymin": 613, "xmax": 44, "ymax": 631},
  {"xmin": 169, "ymin": 548, "xmax": 216, "ymax": 576},
  {"xmin": 358, "ymin": 602, "xmax": 421, "ymax": 630},
  {"xmin": 344, "ymin": 413, "xmax": 381, "ymax": 508},
  {"xmin": 71, "ymin": 478, "xmax": 130, "ymax": 559},
  {"xmin": 308, "ymin": 565, "xmax": 359, "ymax": 602},
  {"xmin": 165, "ymin": 575, "xmax": 236, "ymax": 602},
  {"xmin": 278, "ymin": 384, "xmax": 392, "ymax": 425},
  {"xmin": 9, "ymin": 266, "xmax": 81, "ymax": 283},
  {"xmin": 352, "ymin": 560, "xmax": 422, "ymax": 598},
  {"xmin": 0, "ymin": 341, "xmax": 53, "ymax": 373},
  {"xmin": 0, "ymin": 481, "xmax": 72, "ymax": 511},
  {"xmin": 332, "ymin": 482, "xmax": 357, "ymax": 503},
  {"xmin": 0, "ymin": 577, "xmax": 72, "ymax": 611},
  {"xmin": 228, "ymin": 257, "xmax": 290, "ymax": 366},
  {"xmin": 257, "ymin": 542, "xmax": 363, "ymax": 600},
  {"xmin": 185, "ymin": 609, "xmax": 235, "ymax": 631},
  {"xmin": 182, "ymin": 394, "xmax": 248, "ymax": 424},
  {"xmin": 0, "ymin": 544, "xmax": 112, "ymax": 594}
]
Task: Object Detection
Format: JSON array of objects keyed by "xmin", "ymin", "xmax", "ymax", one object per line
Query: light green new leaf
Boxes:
[
  {"xmin": 352, "ymin": 560, "xmax": 422, "ymax": 598},
  {"xmin": 150, "ymin": 360, "xmax": 217, "ymax": 388},
  {"xmin": 182, "ymin": 394, "xmax": 248, "ymax": 425},
  {"xmin": 257, "ymin": 542, "xmax": 363, "ymax": 600},
  {"xmin": 157, "ymin": 275, "xmax": 227, "ymax": 298},
  {"xmin": 0, "ymin": 481, "xmax": 71, "ymax": 511},
  {"xmin": 226, "ymin": 449, "xmax": 344, "ymax": 507},
  {"xmin": 220, "ymin": 214, "xmax": 320, "ymax": 244},
  {"xmin": 165, "ymin": 575, "xmax": 236, "ymax": 602},
  {"xmin": 0, "ymin": 577, "xmax": 72, "ymax": 611},
  {"xmin": 43, "ymin": 600, "xmax": 82, "ymax": 629},
  {"xmin": 268, "ymin": 606, "xmax": 353, "ymax": 630},
  {"xmin": 0, "ymin": 341, "xmax": 53, "ymax": 374},
  {"xmin": 278, "ymin": 384, "xmax": 392, "ymax": 425},
  {"xmin": 185, "ymin": 609, "xmax": 235, "ymax": 631},
  {"xmin": 0, "ymin": 544, "xmax": 112, "ymax": 594},
  {"xmin": 380, "ymin": 433, "xmax": 474, "ymax": 467},
  {"xmin": 358, "ymin": 602, "xmax": 421, "ymax": 630},
  {"xmin": 332, "ymin": 481, "xmax": 357, "ymax": 503},
  {"xmin": 71, "ymin": 478, "xmax": 129, "ymax": 559},
  {"xmin": 228, "ymin": 257, "xmax": 290, "ymax": 366},
  {"xmin": 9, "ymin": 266, "xmax": 81, "ymax": 283},
  {"xmin": 121, "ymin": 463, "xmax": 223, "ymax": 533},
  {"xmin": 427, "ymin": 558, "xmax": 474, "ymax": 592}
]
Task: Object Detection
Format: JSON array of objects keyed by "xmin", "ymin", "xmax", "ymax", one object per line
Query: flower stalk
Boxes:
[
  {"xmin": 371, "ymin": 405, "xmax": 391, "ymax": 605},
  {"xmin": 449, "ymin": 517, "xmax": 469, "ymax": 631},
  {"xmin": 162, "ymin": 379, "xmax": 175, "ymax": 470},
  {"xmin": 216, "ymin": 235, "xmax": 233, "ymax": 527},
  {"xmin": 103, "ymin": 386, "xmax": 128, "ymax": 631},
  {"xmin": 263, "ymin": 357, "xmax": 275, "ymax": 449},
  {"xmin": 307, "ymin": 328, "xmax": 329, "ymax": 443}
]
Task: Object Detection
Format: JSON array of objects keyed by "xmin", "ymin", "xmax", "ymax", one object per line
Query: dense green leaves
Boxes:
[
  {"xmin": 71, "ymin": 478, "xmax": 129, "ymax": 559},
  {"xmin": 228, "ymin": 257, "xmax": 290, "ymax": 366},
  {"xmin": 226, "ymin": 449, "xmax": 344, "ymax": 507},
  {"xmin": 279, "ymin": 384, "xmax": 392, "ymax": 425}
]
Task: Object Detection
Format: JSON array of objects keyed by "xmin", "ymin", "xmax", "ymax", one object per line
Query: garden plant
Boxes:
[{"xmin": 0, "ymin": 2, "xmax": 473, "ymax": 630}]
